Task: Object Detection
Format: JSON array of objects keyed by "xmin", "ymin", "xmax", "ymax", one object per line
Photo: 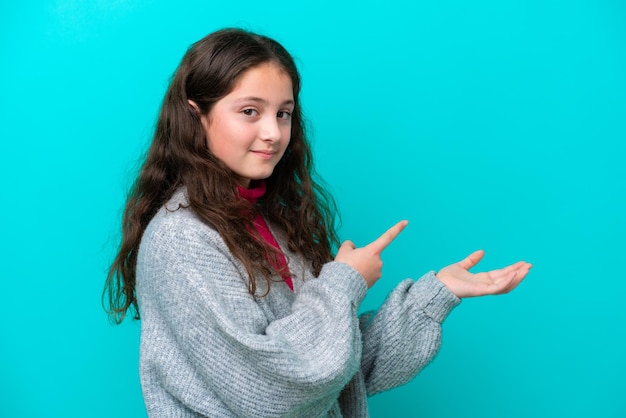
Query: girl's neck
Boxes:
[{"xmin": 237, "ymin": 180, "xmax": 266, "ymax": 204}]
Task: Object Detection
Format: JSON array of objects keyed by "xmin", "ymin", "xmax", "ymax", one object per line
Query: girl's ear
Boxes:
[
  {"xmin": 188, "ymin": 100, "xmax": 200, "ymax": 114},
  {"xmin": 189, "ymin": 99, "xmax": 210, "ymax": 129}
]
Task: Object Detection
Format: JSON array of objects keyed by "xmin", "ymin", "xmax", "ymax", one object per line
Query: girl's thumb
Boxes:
[{"xmin": 340, "ymin": 240, "xmax": 356, "ymax": 251}]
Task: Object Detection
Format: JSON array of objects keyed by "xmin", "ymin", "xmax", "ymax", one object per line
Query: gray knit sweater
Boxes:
[{"xmin": 136, "ymin": 190, "xmax": 460, "ymax": 417}]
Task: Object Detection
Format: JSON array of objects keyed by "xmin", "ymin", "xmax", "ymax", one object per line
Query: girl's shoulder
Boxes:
[
  {"xmin": 141, "ymin": 188, "xmax": 223, "ymax": 252},
  {"xmin": 164, "ymin": 187, "xmax": 190, "ymax": 212}
]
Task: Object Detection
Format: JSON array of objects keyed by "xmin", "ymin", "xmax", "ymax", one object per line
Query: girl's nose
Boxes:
[{"xmin": 259, "ymin": 116, "xmax": 281, "ymax": 142}]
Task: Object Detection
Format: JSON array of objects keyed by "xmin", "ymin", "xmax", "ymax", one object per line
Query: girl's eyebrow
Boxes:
[{"xmin": 235, "ymin": 96, "xmax": 295, "ymax": 107}]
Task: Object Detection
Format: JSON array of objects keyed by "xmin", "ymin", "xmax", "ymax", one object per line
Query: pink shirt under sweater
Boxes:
[{"xmin": 238, "ymin": 181, "xmax": 294, "ymax": 291}]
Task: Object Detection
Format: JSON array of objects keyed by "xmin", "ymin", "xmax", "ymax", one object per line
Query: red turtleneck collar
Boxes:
[
  {"xmin": 237, "ymin": 181, "xmax": 293, "ymax": 291},
  {"xmin": 237, "ymin": 180, "xmax": 266, "ymax": 204}
]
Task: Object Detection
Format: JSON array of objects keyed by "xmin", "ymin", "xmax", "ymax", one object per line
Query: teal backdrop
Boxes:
[{"xmin": 1, "ymin": 1, "xmax": 625, "ymax": 417}]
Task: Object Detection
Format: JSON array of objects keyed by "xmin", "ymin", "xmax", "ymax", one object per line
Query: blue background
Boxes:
[{"xmin": 1, "ymin": 1, "xmax": 625, "ymax": 417}]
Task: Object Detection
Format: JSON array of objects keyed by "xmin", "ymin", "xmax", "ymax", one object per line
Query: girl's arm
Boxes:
[
  {"xmin": 358, "ymin": 272, "xmax": 460, "ymax": 396},
  {"xmin": 356, "ymin": 251, "xmax": 531, "ymax": 395},
  {"xmin": 136, "ymin": 208, "xmax": 368, "ymax": 417}
]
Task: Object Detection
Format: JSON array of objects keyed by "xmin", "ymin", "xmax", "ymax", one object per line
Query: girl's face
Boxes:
[{"xmin": 199, "ymin": 62, "xmax": 294, "ymax": 188}]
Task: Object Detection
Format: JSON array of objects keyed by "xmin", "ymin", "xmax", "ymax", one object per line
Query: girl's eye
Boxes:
[
  {"xmin": 277, "ymin": 111, "xmax": 292, "ymax": 120},
  {"xmin": 242, "ymin": 108, "xmax": 258, "ymax": 116}
]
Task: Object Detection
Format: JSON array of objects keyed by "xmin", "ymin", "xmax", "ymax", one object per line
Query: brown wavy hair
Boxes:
[{"xmin": 103, "ymin": 28, "xmax": 339, "ymax": 324}]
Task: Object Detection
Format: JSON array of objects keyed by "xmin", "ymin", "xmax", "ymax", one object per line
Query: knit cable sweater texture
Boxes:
[{"xmin": 136, "ymin": 190, "xmax": 461, "ymax": 417}]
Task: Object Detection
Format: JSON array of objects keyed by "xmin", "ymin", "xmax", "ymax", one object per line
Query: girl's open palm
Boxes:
[{"xmin": 436, "ymin": 250, "xmax": 531, "ymax": 298}]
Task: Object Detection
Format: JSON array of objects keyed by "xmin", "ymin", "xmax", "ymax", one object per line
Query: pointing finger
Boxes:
[{"xmin": 367, "ymin": 220, "xmax": 408, "ymax": 254}]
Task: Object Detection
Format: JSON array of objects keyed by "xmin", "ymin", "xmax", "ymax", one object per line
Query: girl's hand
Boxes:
[
  {"xmin": 436, "ymin": 250, "xmax": 531, "ymax": 298},
  {"xmin": 335, "ymin": 220, "xmax": 408, "ymax": 288}
]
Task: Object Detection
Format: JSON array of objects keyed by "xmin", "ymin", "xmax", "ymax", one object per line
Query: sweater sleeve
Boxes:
[
  {"xmin": 358, "ymin": 272, "xmax": 461, "ymax": 396},
  {"xmin": 136, "ymin": 209, "xmax": 368, "ymax": 417}
]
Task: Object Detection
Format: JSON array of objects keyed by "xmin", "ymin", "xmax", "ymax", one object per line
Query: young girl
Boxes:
[{"xmin": 105, "ymin": 28, "xmax": 531, "ymax": 417}]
